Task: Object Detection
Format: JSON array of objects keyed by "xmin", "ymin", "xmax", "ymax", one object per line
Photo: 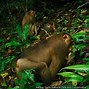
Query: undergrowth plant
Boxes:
[
  {"xmin": 12, "ymin": 70, "xmax": 42, "ymax": 89},
  {"xmin": 58, "ymin": 30, "xmax": 89, "ymax": 87}
]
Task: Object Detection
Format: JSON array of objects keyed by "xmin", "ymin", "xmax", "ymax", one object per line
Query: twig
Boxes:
[{"xmin": 77, "ymin": 2, "xmax": 89, "ymax": 9}]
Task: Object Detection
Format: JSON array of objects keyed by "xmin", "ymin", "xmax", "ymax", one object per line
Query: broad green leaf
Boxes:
[
  {"xmin": 58, "ymin": 72, "xmax": 85, "ymax": 86},
  {"xmin": 58, "ymin": 72, "xmax": 84, "ymax": 81},
  {"xmin": 72, "ymin": 31, "xmax": 86, "ymax": 37},
  {"xmin": 67, "ymin": 79, "xmax": 78, "ymax": 86},
  {"xmin": 63, "ymin": 64, "xmax": 89, "ymax": 72},
  {"xmin": 66, "ymin": 76, "xmax": 84, "ymax": 83},
  {"xmin": 66, "ymin": 76, "xmax": 85, "ymax": 83}
]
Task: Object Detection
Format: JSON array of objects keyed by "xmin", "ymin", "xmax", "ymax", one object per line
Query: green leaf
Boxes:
[
  {"xmin": 5, "ymin": 40, "xmax": 20, "ymax": 47},
  {"xmin": 25, "ymin": 70, "xmax": 34, "ymax": 82},
  {"xmin": 63, "ymin": 64, "xmax": 89, "ymax": 72},
  {"xmin": 8, "ymin": 86, "xmax": 20, "ymax": 89},
  {"xmin": 83, "ymin": 58, "xmax": 89, "ymax": 61},
  {"xmin": 72, "ymin": 31, "xmax": 88, "ymax": 44},
  {"xmin": 71, "ymin": 76, "xmax": 85, "ymax": 82},
  {"xmin": 2, "ymin": 82, "xmax": 7, "ymax": 86},
  {"xmin": 16, "ymin": 24, "xmax": 22, "ymax": 38},
  {"xmin": 75, "ymin": 44, "xmax": 86, "ymax": 50},
  {"xmin": 13, "ymin": 86, "xmax": 20, "ymax": 89},
  {"xmin": 72, "ymin": 31, "xmax": 86, "ymax": 39},
  {"xmin": 30, "ymin": 36, "xmax": 39, "ymax": 40},
  {"xmin": 58, "ymin": 72, "xmax": 84, "ymax": 81},
  {"xmin": 22, "ymin": 24, "xmax": 29, "ymax": 40},
  {"xmin": 86, "ymin": 85, "xmax": 89, "ymax": 89},
  {"xmin": 35, "ymin": 82, "xmax": 43, "ymax": 87},
  {"xmin": 85, "ymin": 16, "xmax": 89, "ymax": 28},
  {"xmin": 58, "ymin": 72, "xmax": 85, "ymax": 86},
  {"xmin": 16, "ymin": 24, "xmax": 29, "ymax": 41},
  {"xmin": 0, "ymin": 38, "xmax": 4, "ymax": 42}
]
